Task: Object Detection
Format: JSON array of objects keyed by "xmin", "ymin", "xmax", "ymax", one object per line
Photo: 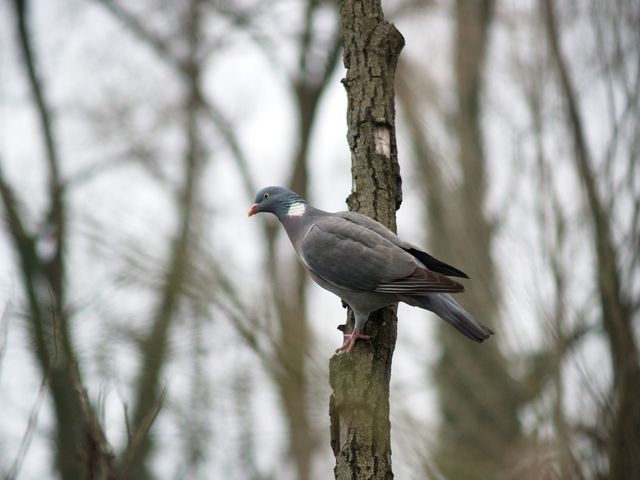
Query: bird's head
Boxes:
[{"xmin": 248, "ymin": 186, "xmax": 306, "ymax": 219}]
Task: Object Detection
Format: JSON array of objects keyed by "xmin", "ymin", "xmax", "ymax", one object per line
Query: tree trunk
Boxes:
[
  {"xmin": 329, "ymin": 1, "xmax": 403, "ymax": 479},
  {"xmin": 6, "ymin": 1, "xmax": 115, "ymax": 478}
]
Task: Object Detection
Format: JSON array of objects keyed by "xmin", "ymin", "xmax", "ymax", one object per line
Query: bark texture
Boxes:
[{"xmin": 329, "ymin": 1, "xmax": 404, "ymax": 479}]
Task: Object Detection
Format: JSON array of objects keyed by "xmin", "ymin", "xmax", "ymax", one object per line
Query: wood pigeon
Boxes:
[{"xmin": 248, "ymin": 186, "xmax": 493, "ymax": 352}]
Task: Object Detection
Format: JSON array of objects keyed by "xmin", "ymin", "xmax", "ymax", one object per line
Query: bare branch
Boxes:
[
  {"xmin": 0, "ymin": 302, "xmax": 9, "ymax": 381},
  {"xmin": 200, "ymin": 98, "xmax": 256, "ymax": 198},
  {"xmin": 543, "ymin": 1, "xmax": 640, "ymax": 476},
  {"xmin": 5, "ymin": 294, "xmax": 60, "ymax": 480},
  {"xmin": 94, "ymin": 0, "xmax": 258, "ymax": 202},
  {"xmin": 120, "ymin": 387, "xmax": 167, "ymax": 480},
  {"xmin": 5, "ymin": 365, "xmax": 51, "ymax": 480},
  {"xmin": 12, "ymin": 0, "xmax": 66, "ymax": 293},
  {"xmin": 0, "ymin": 164, "xmax": 50, "ymax": 367},
  {"xmin": 93, "ymin": 0, "xmax": 182, "ymax": 70}
]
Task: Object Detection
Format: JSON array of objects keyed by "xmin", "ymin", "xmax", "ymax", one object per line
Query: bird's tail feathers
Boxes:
[{"xmin": 403, "ymin": 293, "xmax": 493, "ymax": 342}]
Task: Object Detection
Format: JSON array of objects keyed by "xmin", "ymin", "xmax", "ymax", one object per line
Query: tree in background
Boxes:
[
  {"xmin": 90, "ymin": 0, "xmax": 342, "ymax": 477},
  {"xmin": 542, "ymin": 0, "xmax": 640, "ymax": 477},
  {"xmin": 400, "ymin": 2, "xmax": 533, "ymax": 477},
  {"xmin": 429, "ymin": 3, "xmax": 530, "ymax": 478},
  {"xmin": 396, "ymin": 0, "xmax": 639, "ymax": 477},
  {"xmin": 116, "ymin": 2, "xmax": 206, "ymax": 477},
  {"xmin": 2, "ymin": 1, "xmax": 114, "ymax": 478}
]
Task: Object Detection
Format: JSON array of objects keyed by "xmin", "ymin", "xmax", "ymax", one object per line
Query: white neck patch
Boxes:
[{"xmin": 287, "ymin": 202, "xmax": 306, "ymax": 217}]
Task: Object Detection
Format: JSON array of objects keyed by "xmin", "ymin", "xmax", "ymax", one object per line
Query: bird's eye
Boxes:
[{"xmin": 263, "ymin": 193, "xmax": 270, "ymax": 200}]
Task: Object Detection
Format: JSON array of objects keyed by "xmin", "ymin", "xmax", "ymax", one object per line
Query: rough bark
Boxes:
[
  {"xmin": 542, "ymin": 1, "xmax": 640, "ymax": 477},
  {"xmin": 329, "ymin": 1, "xmax": 404, "ymax": 479}
]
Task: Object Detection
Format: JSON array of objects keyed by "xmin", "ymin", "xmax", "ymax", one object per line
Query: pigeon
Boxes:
[{"xmin": 248, "ymin": 186, "xmax": 493, "ymax": 352}]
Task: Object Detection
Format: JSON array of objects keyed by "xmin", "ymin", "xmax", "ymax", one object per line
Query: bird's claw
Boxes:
[{"xmin": 335, "ymin": 328, "xmax": 371, "ymax": 353}]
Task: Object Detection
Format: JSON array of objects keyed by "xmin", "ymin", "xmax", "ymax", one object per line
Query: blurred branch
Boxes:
[
  {"xmin": 0, "ymin": 163, "xmax": 50, "ymax": 380},
  {"xmin": 396, "ymin": 60, "xmax": 448, "ymax": 239},
  {"xmin": 6, "ymin": 3, "xmax": 97, "ymax": 476},
  {"xmin": 13, "ymin": 0, "xmax": 62, "ymax": 187},
  {"xmin": 293, "ymin": 0, "xmax": 342, "ymax": 91},
  {"xmin": 182, "ymin": 240, "xmax": 301, "ymax": 380},
  {"xmin": 121, "ymin": 387, "xmax": 167, "ymax": 480},
  {"xmin": 4, "ymin": 298, "xmax": 58, "ymax": 480},
  {"xmin": 297, "ymin": 0, "xmax": 319, "ymax": 84},
  {"xmin": 94, "ymin": 0, "xmax": 258, "ymax": 200},
  {"xmin": 187, "ymin": 258, "xmax": 272, "ymax": 363},
  {"xmin": 543, "ymin": 1, "xmax": 640, "ymax": 477},
  {"xmin": 265, "ymin": 3, "xmax": 344, "ymax": 478},
  {"xmin": 0, "ymin": 303, "xmax": 9, "ymax": 381},
  {"xmin": 200, "ymin": 98, "xmax": 256, "ymax": 197},
  {"xmin": 602, "ymin": 51, "xmax": 640, "ymax": 197},
  {"xmin": 202, "ymin": 0, "xmax": 277, "ymax": 64},
  {"xmin": 543, "ymin": 122, "xmax": 575, "ymax": 480},
  {"xmin": 542, "ymin": 0, "xmax": 635, "ymax": 375},
  {"xmin": 387, "ymin": 0, "xmax": 437, "ymax": 19},
  {"xmin": 122, "ymin": 4, "xmax": 207, "ymax": 478},
  {"xmin": 63, "ymin": 150, "xmax": 141, "ymax": 189},
  {"xmin": 92, "ymin": 2, "xmax": 337, "ymax": 478},
  {"xmin": 94, "ymin": 0, "xmax": 182, "ymax": 70},
  {"xmin": 95, "ymin": 0, "xmax": 338, "ymax": 202},
  {"xmin": 11, "ymin": 0, "xmax": 80, "ymax": 372},
  {"xmin": 524, "ymin": 42, "xmax": 574, "ymax": 472},
  {"xmin": 5, "ymin": 368, "xmax": 50, "ymax": 480},
  {"xmin": 13, "ymin": 0, "xmax": 66, "ymax": 308},
  {"xmin": 74, "ymin": 378, "xmax": 116, "ymax": 480},
  {"xmin": 522, "ymin": 322, "xmax": 590, "ymax": 398}
]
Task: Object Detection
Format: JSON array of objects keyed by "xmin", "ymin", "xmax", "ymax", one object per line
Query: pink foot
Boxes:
[{"xmin": 335, "ymin": 328, "xmax": 371, "ymax": 353}]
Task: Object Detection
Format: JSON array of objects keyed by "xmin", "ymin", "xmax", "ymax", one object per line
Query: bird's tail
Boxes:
[{"xmin": 402, "ymin": 293, "xmax": 494, "ymax": 342}]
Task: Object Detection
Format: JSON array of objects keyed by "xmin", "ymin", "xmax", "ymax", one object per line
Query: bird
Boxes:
[{"xmin": 248, "ymin": 186, "xmax": 493, "ymax": 353}]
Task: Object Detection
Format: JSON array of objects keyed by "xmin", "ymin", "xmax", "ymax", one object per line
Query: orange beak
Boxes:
[{"xmin": 247, "ymin": 204, "xmax": 259, "ymax": 217}]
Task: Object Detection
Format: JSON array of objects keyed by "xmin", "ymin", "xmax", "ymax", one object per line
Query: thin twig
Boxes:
[
  {"xmin": 120, "ymin": 386, "xmax": 167, "ymax": 480},
  {"xmin": 0, "ymin": 301, "xmax": 11, "ymax": 382},
  {"xmin": 5, "ymin": 295, "xmax": 60, "ymax": 480},
  {"xmin": 92, "ymin": 0, "xmax": 182, "ymax": 70},
  {"xmin": 4, "ymin": 368, "xmax": 51, "ymax": 480}
]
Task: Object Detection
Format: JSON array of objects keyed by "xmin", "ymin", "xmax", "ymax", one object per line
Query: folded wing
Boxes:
[
  {"xmin": 335, "ymin": 211, "xmax": 469, "ymax": 278},
  {"xmin": 299, "ymin": 217, "xmax": 464, "ymax": 294}
]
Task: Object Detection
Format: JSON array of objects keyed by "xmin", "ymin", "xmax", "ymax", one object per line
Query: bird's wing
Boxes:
[
  {"xmin": 299, "ymin": 216, "xmax": 464, "ymax": 294},
  {"xmin": 335, "ymin": 211, "xmax": 469, "ymax": 278},
  {"xmin": 372, "ymin": 266, "xmax": 464, "ymax": 294}
]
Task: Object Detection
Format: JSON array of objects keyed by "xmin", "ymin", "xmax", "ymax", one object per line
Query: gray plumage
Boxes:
[{"xmin": 248, "ymin": 186, "xmax": 493, "ymax": 352}]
